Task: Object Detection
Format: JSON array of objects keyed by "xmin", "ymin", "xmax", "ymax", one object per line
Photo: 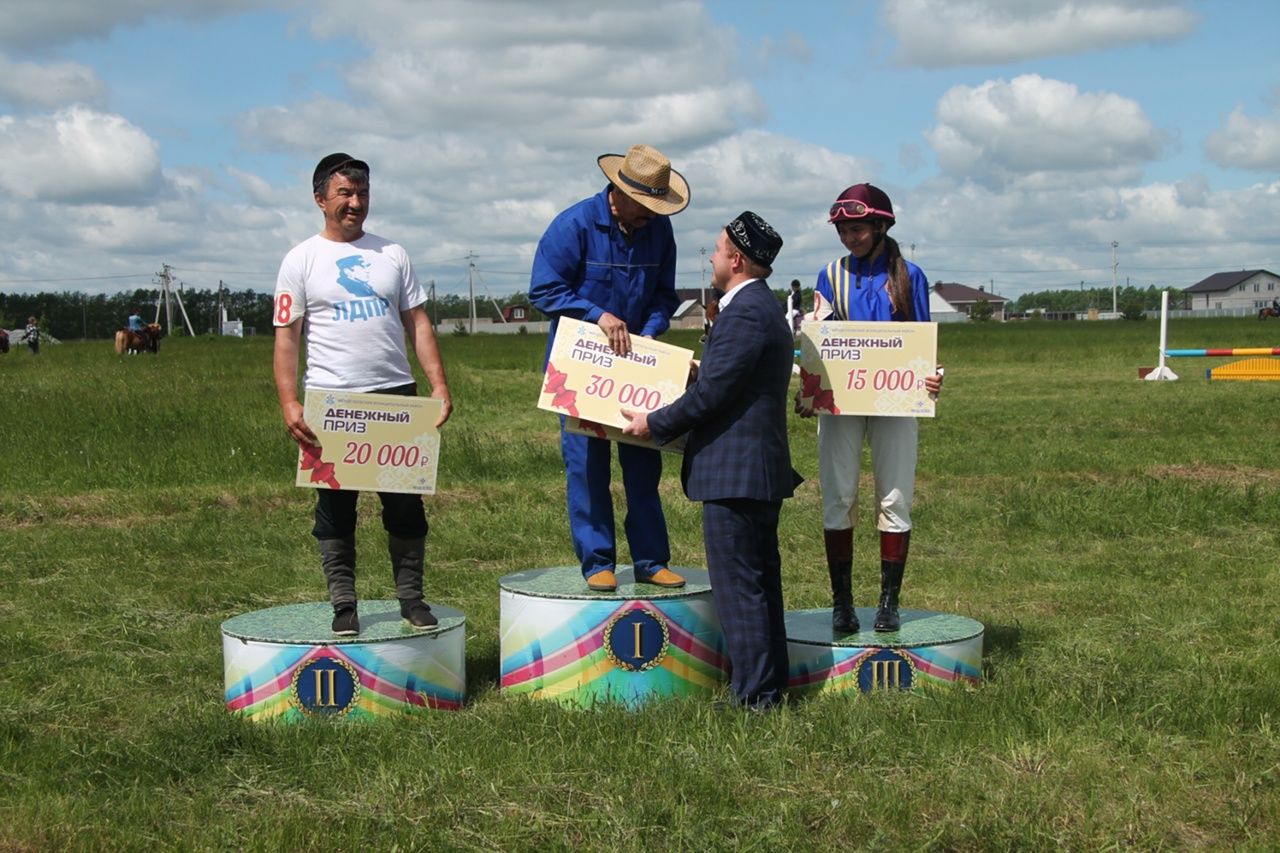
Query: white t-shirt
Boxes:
[{"xmin": 274, "ymin": 232, "xmax": 427, "ymax": 391}]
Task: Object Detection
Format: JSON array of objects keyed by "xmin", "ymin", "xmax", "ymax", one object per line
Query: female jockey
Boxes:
[{"xmin": 795, "ymin": 183, "xmax": 943, "ymax": 633}]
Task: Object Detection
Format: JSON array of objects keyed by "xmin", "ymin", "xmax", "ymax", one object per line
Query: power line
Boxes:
[{"xmin": 0, "ymin": 273, "xmax": 153, "ymax": 284}]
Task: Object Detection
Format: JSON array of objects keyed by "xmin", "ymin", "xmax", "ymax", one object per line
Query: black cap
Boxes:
[
  {"xmin": 725, "ymin": 211, "xmax": 783, "ymax": 269},
  {"xmin": 312, "ymin": 153, "xmax": 369, "ymax": 193}
]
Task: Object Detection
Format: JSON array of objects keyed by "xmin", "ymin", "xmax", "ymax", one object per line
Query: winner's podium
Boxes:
[
  {"xmin": 222, "ymin": 601, "xmax": 466, "ymax": 721},
  {"xmin": 786, "ymin": 608, "xmax": 983, "ymax": 694},
  {"xmin": 499, "ymin": 566, "xmax": 729, "ymax": 708}
]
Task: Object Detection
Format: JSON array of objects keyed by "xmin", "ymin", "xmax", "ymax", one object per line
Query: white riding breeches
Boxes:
[{"xmin": 816, "ymin": 413, "xmax": 917, "ymax": 533}]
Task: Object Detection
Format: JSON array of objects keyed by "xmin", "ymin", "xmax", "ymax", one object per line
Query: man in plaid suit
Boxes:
[{"xmin": 623, "ymin": 212, "xmax": 799, "ymax": 710}]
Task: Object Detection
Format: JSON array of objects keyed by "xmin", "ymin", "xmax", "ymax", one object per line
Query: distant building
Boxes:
[
  {"xmin": 933, "ymin": 282, "xmax": 1010, "ymax": 321},
  {"xmin": 500, "ymin": 304, "xmax": 541, "ymax": 324},
  {"xmin": 671, "ymin": 287, "xmax": 718, "ymax": 330},
  {"xmin": 1182, "ymin": 270, "xmax": 1280, "ymax": 311},
  {"xmin": 928, "ymin": 290, "xmax": 966, "ymax": 324}
]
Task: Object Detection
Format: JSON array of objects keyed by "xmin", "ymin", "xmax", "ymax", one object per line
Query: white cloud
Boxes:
[
  {"xmin": 0, "ymin": 106, "xmax": 162, "ymax": 202},
  {"xmin": 283, "ymin": 0, "xmax": 764, "ymax": 152},
  {"xmin": 882, "ymin": 0, "xmax": 1198, "ymax": 67},
  {"xmin": 3, "ymin": 0, "xmax": 1271, "ymax": 304},
  {"xmin": 0, "ymin": 0, "xmax": 272, "ymax": 51},
  {"xmin": 0, "ymin": 55, "xmax": 106, "ymax": 108},
  {"xmin": 902, "ymin": 174, "xmax": 1280, "ymax": 294},
  {"xmin": 926, "ymin": 74, "xmax": 1167, "ymax": 188},
  {"xmin": 224, "ymin": 0, "xmax": 789, "ymax": 288},
  {"xmin": 1204, "ymin": 106, "xmax": 1280, "ymax": 171}
]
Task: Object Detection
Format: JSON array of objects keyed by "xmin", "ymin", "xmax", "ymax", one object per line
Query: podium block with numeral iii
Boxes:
[
  {"xmin": 785, "ymin": 608, "xmax": 983, "ymax": 694},
  {"xmin": 499, "ymin": 566, "xmax": 728, "ymax": 708},
  {"xmin": 221, "ymin": 601, "xmax": 465, "ymax": 721}
]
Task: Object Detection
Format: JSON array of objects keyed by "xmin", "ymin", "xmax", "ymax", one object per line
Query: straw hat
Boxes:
[{"xmin": 597, "ymin": 144, "xmax": 690, "ymax": 215}]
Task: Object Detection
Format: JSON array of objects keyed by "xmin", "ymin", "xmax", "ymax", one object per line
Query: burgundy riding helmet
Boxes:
[{"xmin": 828, "ymin": 183, "xmax": 895, "ymax": 226}]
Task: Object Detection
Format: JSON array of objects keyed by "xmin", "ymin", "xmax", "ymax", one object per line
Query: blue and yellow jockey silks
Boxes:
[{"xmin": 815, "ymin": 253, "xmax": 932, "ymax": 323}]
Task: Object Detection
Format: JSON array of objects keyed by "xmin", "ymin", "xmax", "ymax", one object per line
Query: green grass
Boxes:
[{"xmin": 2, "ymin": 318, "xmax": 1278, "ymax": 849}]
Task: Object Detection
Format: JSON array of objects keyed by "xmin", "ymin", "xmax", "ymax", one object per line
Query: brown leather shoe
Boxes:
[
  {"xmin": 586, "ymin": 570, "xmax": 618, "ymax": 591},
  {"xmin": 636, "ymin": 567, "xmax": 686, "ymax": 588}
]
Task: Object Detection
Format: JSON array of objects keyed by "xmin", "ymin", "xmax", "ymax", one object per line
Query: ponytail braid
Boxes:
[{"xmin": 882, "ymin": 235, "xmax": 914, "ymax": 321}]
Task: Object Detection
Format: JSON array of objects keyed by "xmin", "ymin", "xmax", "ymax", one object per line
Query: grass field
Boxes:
[{"xmin": 2, "ymin": 317, "xmax": 1278, "ymax": 849}]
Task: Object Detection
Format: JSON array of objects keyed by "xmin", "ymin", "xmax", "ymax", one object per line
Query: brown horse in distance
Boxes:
[
  {"xmin": 115, "ymin": 323, "xmax": 163, "ymax": 354},
  {"xmin": 1258, "ymin": 307, "xmax": 1280, "ymax": 320}
]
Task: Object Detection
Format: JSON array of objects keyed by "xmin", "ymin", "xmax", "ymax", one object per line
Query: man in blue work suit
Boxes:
[{"xmin": 529, "ymin": 144, "xmax": 690, "ymax": 592}]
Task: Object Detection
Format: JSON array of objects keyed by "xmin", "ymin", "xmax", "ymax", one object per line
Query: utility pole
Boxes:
[
  {"xmin": 154, "ymin": 263, "xmax": 196, "ymax": 337},
  {"xmin": 1111, "ymin": 241, "xmax": 1119, "ymax": 314},
  {"xmin": 699, "ymin": 247, "xmax": 707, "ymax": 316},
  {"xmin": 467, "ymin": 251, "xmax": 477, "ymax": 334},
  {"xmin": 910, "ymin": 243, "xmax": 916, "ymax": 262},
  {"xmin": 428, "ymin": 279, "xmax": 437, "ymax": 328}
]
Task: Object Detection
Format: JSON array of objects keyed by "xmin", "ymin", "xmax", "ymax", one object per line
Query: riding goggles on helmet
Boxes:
[{"xmin": 828, "ymin": 199, "xmax": 894, "ymax": 222}]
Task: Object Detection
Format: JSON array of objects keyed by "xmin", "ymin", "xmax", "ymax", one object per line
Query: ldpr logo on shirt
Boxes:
[{"xmin": 333, "ymin": 254, "xmax": 391, "ymax": 322}]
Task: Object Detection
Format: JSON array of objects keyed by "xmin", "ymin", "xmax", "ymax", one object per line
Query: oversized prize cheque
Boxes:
[
  {"xmin": 295, "ymin": 388, "xmax": 443, "ymax": 495},
  {"xmin": 539, "ymin": 321, "xmax": 693, "ymax": 451},
  {"xmin": 798, "ymin": 321, "xmax": 938, "ymax": 418}
]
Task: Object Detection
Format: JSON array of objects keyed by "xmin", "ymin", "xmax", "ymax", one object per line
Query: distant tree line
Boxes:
[
  {"xmin": 1010, "ymin": 284, "xmax": 1182, "ymax": 315},
  {"xmin": 0, "ymin": 288, "xmax": 275, "ymax": 340},
  {"xmin": 14, "ymin": 282, "xmax": 1182, "ymax": 339},
  {"xmin": 0, "ymin": 288, "xmax": 549, "ymax": 340}
]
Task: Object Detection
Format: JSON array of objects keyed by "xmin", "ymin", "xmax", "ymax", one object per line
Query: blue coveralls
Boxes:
[{"xmin": 529, "ymin": 187, "xmax": 680, "ymax": 581}]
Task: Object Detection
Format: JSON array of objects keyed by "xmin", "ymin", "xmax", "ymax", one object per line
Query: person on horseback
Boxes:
[
  {"xmin": 1272, "ymin": 297, "xmax": 1279, "ymax": 315},
  {"xmin": 127, "ymin": 308, "xmax": 150, "ymax": 350}
]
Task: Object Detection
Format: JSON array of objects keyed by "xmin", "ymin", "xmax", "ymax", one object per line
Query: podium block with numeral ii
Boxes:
[
  {"xmin": 499, "ymin": 567, "xmax": 728, "ymax": 708},
  {"xmin": 221, "ymin": 601, "xmax": 465, "ymax": 721},
  {"xmin": 785, "ymin": 608, "xmax": 983, "ymax": 694}
]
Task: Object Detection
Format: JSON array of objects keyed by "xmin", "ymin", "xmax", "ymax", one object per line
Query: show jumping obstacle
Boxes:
[{"xmin": 1143, "ymin": 290, "xmax": 1280, "ymax": 381}]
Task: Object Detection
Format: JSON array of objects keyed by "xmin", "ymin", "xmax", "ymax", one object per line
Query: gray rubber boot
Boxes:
[
  {"xmin": 318, "ymin": 536, "xmax": 357, "ymax": 609},
  {"xmin": 389, "ymin": 535, "xmax": 435, "ymax": 628},
  {"xmin": 388, "ymin": 534, "xmax": 427, "ymax": 603}
]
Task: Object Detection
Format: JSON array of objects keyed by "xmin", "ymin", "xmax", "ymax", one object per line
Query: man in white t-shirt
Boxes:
[{"xmin": 273, "ymin": 152, "xmax": 453, "ymax": 637}]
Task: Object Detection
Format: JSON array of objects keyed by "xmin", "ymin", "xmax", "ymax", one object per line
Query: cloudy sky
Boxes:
[{"xmin": 1, "ymin": 0, "xmax": 1277, "ymax": 302}]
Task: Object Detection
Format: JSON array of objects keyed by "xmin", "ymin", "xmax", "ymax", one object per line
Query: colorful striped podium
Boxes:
[
  {"xmin": 786, "ymin": 608, "xmax": 983, "ymax": 694},
  {"xmin": 499, "ymin": 566, "xmax": 729, "ymax": 708},
  {"xmin": 221, "ymin": 600, "xmax": 466, "ymax": 721}
]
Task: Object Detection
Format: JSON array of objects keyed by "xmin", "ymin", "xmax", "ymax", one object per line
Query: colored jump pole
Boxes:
[
  {"xmin": 1165, "ymin": 347, "xmax": 1280, "ymax": 357},
  {"xmin": 1144, "ymin": 290, "xmax": 1178, "ymax": 381}
]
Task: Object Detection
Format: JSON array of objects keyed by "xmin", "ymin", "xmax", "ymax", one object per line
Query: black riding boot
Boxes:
[
  {"xmin": 823, "ymin": 528, "xmax": 858, "ymax": 633},
  {"xmin": 874, "ymin": 531, "xmax": 910, "ymax": 633}
]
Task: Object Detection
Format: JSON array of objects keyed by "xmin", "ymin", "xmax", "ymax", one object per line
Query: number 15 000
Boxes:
[{"xmin": 846, "ymin": 368, "xmax": 920, "ymax": 392}]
